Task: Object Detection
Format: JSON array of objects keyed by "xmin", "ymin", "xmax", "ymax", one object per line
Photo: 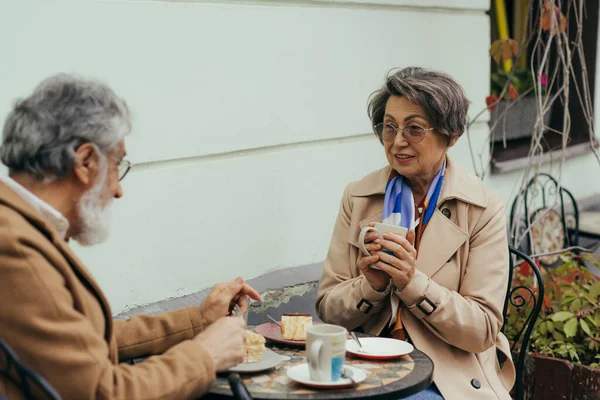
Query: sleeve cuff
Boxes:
[
  {"xmin": 185, "ymin": 307, "xmax": 208, "ymax": 335},
  {"xmin": 359, "ymin": 276, "xmax": 391, "ymax": 303},
  {"xmin": 396, "ymin": 270, "xmax": 429, "ymax": 307}
]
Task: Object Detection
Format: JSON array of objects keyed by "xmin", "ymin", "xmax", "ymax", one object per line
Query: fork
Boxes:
[
  {"xmin": 232, "ymin": 304, "xmax": 248, "ymax": 324},
  {"xmin": 266, "ymin": 314, "xmax": 282, "ymax": 327},
  {"xmin": 350, "ymin": 331, "xmax": 367, "ymax": 353}
]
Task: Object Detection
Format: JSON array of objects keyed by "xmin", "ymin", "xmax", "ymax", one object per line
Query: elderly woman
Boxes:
[{"xmin": 316, "ymin": 67, "xmax": 515, "ymax": 400}]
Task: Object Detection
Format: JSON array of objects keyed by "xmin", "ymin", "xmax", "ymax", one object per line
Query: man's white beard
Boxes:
[{"xmin": 73, "ymin": 165, "xmax": 112, "ymax": 246}]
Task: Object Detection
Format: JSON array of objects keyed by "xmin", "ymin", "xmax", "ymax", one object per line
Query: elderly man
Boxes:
[{"xmin": 0, "ymin": 74, "xmax": 260, "ymax": 399}]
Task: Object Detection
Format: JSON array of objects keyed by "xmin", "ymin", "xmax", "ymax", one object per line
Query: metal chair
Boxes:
[
  {"xmin": 509, "ymin": 173, "xmax": 580, "ymax": 267},
  {"xmin": 0, "ymin": 338, "xmax": 61, "ymax": 400},
  {"xmin": 502, "ymin": 247, "xmax": 545, "ymax": 400},
  {"xmin": 228, "ymin": 373, "xmax": 253, "ymax": 400}
]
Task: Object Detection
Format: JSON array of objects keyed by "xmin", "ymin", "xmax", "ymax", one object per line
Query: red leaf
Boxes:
[
  {"xmin": 541, "ymin": 1, "xmax": 567, "ymax": 35},
  {"xmin": 519, "ymin": 261, "xmax": 534, "ymax": 277},
  {"xmin": 543, "ymin": 295, "xmax": 552, "ymax": 309},
  {"xmin": 508, "ymin": 84, "xmax": 519, "ymax": 100},
  {"xmin": 489, "ymin": 38, "xmax": 520, "ymax": 63},
  {"xmin": 485, "ymin": 94, "xmax": 499, "ymax": 111}
]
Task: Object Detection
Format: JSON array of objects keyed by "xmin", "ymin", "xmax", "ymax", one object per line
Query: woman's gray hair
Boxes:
[
  {"xmin": 0, "ymin": 73, "xmax": 131, "ymax": 179},
  {"xmin": 367, "ymin": 67, "xmax": 470, "ymax": 143}
]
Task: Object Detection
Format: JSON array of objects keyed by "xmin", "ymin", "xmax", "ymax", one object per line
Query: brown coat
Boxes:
[
  {"xmin": 0, "ymin": 181, "xmax": 216, "ymax": 399},
  {"xmin": 316, "ymin": 157, "xmax": 516, "ymax": 400}
]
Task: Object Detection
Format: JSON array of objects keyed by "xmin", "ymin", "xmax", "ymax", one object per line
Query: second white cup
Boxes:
[{"xmin": 306, "ymin": 324, "xmax": 347, "ymax": 382}]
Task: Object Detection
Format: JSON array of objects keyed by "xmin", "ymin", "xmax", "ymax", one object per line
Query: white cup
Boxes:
[
  {"xmin": 358, "ymin": 222, "xmax": 408, "ymax": 256},
  {"xmin": 306, "ymin": 324, "xmax": 347, "ymax": 382}
]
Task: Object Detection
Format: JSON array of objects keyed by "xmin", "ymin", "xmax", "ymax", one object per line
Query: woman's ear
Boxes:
[
  {"xmin": 448, "ymin": 136, "xmax": 459, "ymax": 148},
  {"xmin": 73, "ymin": 143, "xmax": 99, "ymax": 186}
]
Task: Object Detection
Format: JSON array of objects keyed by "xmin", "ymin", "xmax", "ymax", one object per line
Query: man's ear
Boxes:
[{"xmin": 73, "ymin": 143, "xmax": 100, "ymax": 186}]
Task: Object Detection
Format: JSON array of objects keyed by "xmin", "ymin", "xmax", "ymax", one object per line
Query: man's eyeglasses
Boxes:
[
  {"xmin": 374, "ymin": 122, "xmax": 434, "ymax": 144},
  {"xmin": 115, "ymin": 158, "xmax": 131, "ymax": 181}
]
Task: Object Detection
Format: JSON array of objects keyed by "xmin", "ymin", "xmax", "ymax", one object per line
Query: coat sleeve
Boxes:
[
  {"xmin": 397, "ymin": 192, "xmax": 510, "ymax": 354},
  {"xmin": 113, "ymin": 306, "xmax": 208, "ymax": 361},
  {"xmin": 316, "ymin": 184, "xmax": 390, "ymax": 331},
  {"xmin": 0, "ymin": 224, "xmax": 216, "ymax": 400}
]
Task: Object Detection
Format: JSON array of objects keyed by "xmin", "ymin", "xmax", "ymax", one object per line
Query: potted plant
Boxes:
[
  {"xmin": 485, "ymin": 2, "xmax": 567, "ymax": 142},
  {"xmin": 506, "ymin": 252, "xmax": 600, "ymax": 399},
  {"xmin": 486, "ymin": 39, "xmax": 551, "ymax": 142}
]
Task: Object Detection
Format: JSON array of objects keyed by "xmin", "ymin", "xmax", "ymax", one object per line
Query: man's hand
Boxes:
[
  {"xmin": 198, "ymin": 277, "xmax": 261, "ymax": 328},
  {"xmin": 194, "ymin": 317, "xmax": 247, "ymax": 372}
]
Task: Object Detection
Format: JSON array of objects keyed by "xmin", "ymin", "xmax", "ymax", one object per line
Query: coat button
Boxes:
[
  {"xmin": 471, "ymin": 379, "xmax": 481, "ymax": 389},
  {"xmin": 442, "ymin": 208, "xmax": 451, "ymax": 218}
]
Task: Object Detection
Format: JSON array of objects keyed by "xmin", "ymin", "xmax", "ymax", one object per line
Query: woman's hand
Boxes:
[
  {"xmin": 357, "ymin": 227, "xmax": 391, "ymax": 292},
  {"xmin": 374, "ymin": 230, "xmax": 417, "ymax": 291}
]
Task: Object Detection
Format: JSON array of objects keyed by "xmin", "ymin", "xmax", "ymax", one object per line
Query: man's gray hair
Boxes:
[
  {"xmin": 367, "ymin": 67, "xmax": 470, "ymax": 143},
  {"xmin": 0, "ymin": 74, "xmax": 131, "ymax": 179}
]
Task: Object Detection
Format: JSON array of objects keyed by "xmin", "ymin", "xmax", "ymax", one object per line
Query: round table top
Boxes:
[{"xmin": 206, "ymin": 338, "xmax": 433, "ymax": 400}]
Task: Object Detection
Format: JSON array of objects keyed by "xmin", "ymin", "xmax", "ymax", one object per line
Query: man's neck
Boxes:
[{"xmin": 10, "ymin": 174, "xmax": 78, "ymax": 234}]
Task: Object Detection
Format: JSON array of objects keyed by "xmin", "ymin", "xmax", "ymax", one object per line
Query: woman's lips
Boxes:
[{"xmin": 394, "ymin": 154, "xmax": 415, "ymax": 163}]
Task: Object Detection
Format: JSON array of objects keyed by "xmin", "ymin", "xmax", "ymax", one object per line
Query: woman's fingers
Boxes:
[
  {"xmin": 363, "ymin": 231, "xmax": 379, "ymax": 243},
  {"xmin": 358, "ymin": 254, "xmax": 380, "ymax": 271},
  {"xmin": 378, "ymin": 250, "xmax": 413, "ymax": 271},
  {"xmin": 377, "ymin": 233, "xmax": 417, "ymax": 259},
  {"xmin": 364, "ymin": 243, "xmax": 382, "ymax": 252}
]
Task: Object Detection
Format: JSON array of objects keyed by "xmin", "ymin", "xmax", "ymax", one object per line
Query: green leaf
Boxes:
[
  {"xmin": 590, "ymin": 283, "xmax": 600, "ymax": 299},
  {"xmin": 586, "ymin": 315, "xmax": 598, "ymax": 328},
  {"xmin": 572, "ymin": 298, "xmax": 582, "ymax": 312},
  {"xmin": 564, "ymin": 318, "xmax": 579, "ymax": 338},
  {"xmin": 584, "ymin": 296, "xmax": 598, "ymax": 306},
  {"xmin": 561, "ymin": 296, "xmax": 576, "ymax": 306},
  {"xmin": 580, "ymin": 319, "xmax": 592, "ymax": 336},
  {"xmin": 547, "ymin": 320, "xmax": 555, "ymax": 332},
  {"xmin": 552, "ymin": 311, "xmax": 575, "ymax": 322},
  {"xmin": 539, "ymin": 321, "xmax": 548, "ymax": 335},
  {"xmin": 552, "ymin": 330, "xmax": 566, "ymax": 341},
  {"xmin": 555, "ymin": 263, "xmax": 570, "ymax": 275},
  {"xmin": 569, "ymin": 348, "xmax": 580, "ymax": 361}
]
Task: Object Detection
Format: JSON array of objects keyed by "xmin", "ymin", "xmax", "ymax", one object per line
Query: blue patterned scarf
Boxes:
[{"xmin": 383, "ymin": 160, "xmax": 446, "ymax": 230}]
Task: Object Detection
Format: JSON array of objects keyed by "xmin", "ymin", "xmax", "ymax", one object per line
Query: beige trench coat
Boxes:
[
  {"xmin": 0, "ymin": 181, "xmax": 216, "ymax": 399},
  {"xmin": 316, "ymin": 157, "xmax": 515, "ymax": 400}
]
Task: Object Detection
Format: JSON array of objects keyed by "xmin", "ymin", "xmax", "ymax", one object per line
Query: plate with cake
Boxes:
[
  {"xmin": 229, "ymin": 330, "xmax": 290, "ymax": 373},
  {"xmin": 254, "ymin": 313, "xmax": 317, "ymax": 346}
]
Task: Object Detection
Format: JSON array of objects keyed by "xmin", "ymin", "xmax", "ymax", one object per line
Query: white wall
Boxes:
[{"xmin": 0, "ymin": 0, "xmax": 596, "ymax": 314}]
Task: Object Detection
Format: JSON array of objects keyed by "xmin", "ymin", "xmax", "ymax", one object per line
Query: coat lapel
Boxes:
[
  {"xmin": 0, "ymin": 182, "xmax": 113, "ymax": 341},
  {"xmin": 52, "ymin": 239, "xmax": 114, "ymax": 341},
  {"xmin": 416, "ymin": 208, "xmax": 468, "ymax": 277},
  {"xmin": 359, "ymin": 211, "xmax": 383, "ymax": 229}
]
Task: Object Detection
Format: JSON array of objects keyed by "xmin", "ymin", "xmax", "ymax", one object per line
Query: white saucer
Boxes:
[
  {"xmin": 228, "ymin": 349, "xmax": 289, "ymax": 373},
  {"xmin": 346, "ymin": 337, "xmax": 414, "ymax": 360},
  {"xmin": 286, "ymin": 364, "xmax": 367, "ymax": 389}
]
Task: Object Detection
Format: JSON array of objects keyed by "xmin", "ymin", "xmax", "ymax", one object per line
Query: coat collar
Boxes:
[
  {"xmin": 0, "ymin": 176, "xmax": 69, "ymax": 238},
  {"xmin": 350, "ymin": 156, "xmax": 488, "ymax": 209},
  {"xmin": 352, "ymin": 157, "xmax": 488, "ymax": 279},
  {"xmin": 0, "ymin": 181, "xmax": 114, "ymax": 341}
]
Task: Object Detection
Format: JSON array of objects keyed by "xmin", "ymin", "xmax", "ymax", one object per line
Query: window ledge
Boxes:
[
  {"xmin": 492, "ymin": 140, "xmax": 598, "ymax": 174},
  {"xmin": 143, "ymin": 0, "xmax": 489, "ymax": 12}
]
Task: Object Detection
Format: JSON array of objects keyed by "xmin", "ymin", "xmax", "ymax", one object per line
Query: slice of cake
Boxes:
[
  {"xmin": 244, "ymin": 330, "xmax": 266, "ymax": 363},
  {"xmin": 281, "ymin": 313, "xmax": 313, "ymax": 341}
]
